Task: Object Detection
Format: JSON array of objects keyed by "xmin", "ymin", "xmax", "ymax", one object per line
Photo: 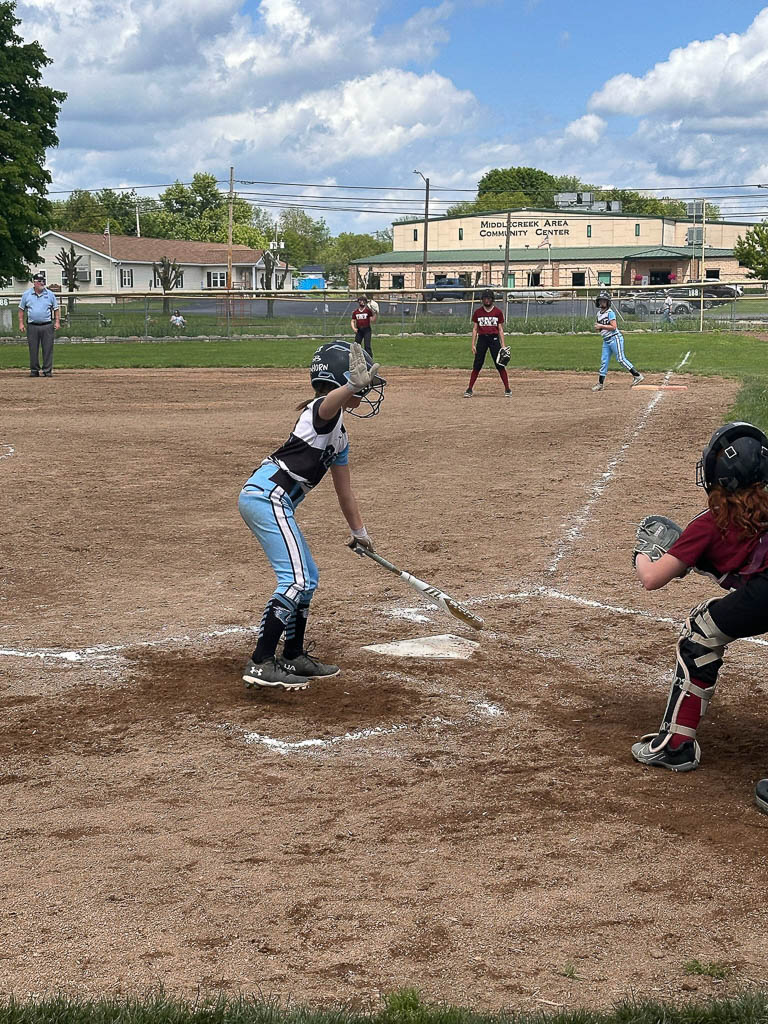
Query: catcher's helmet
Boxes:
[
  {"xmin": 595, "ymin": 291, "xmax": 612, "ymax": 308},
  {"xmin": 309, "ymin": 341, "xmax": 386, "ymax": 418},
  {"xmin": 696, "ymin": 422, "xmax": 768, "ymax": 493}
]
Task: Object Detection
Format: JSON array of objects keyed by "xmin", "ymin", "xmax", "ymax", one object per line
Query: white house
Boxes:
[{"xmin": 2, "ymin": 231, "xmax": 295, "ymax": 296}]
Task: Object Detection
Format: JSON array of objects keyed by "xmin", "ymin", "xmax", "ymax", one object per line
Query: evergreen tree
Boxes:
[{"xmin": 0, "ymin": 0, "xmax": 66, "ymax": 285}]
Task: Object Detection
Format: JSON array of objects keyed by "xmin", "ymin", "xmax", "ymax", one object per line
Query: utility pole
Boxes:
[
  {"xmin": 227, "ymin": 166, "xmax": 234, "ymax": 290},
  {"xmin": 503, "ymin": 211, "xmax": 511, "ymax": 292},
  {"xmin": 135, "ymin": 202, "xmax": 141, "ymax": 238},
  {"xmin": 699, "ymin": 200, "xmax": 707, "ymax": 333},
  {"xmin": 414, "ymin": 170, "xmax": 429, "ymax": 297}
]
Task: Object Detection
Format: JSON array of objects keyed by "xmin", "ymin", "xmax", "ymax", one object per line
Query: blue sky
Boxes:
[{"xmin": 15, "ymin": 0, "xmax": 768, "ymax": 232}]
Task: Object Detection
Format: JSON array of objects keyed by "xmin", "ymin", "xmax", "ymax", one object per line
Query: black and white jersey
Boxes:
[
  {"xmin": 264, "ymin": 398, "xmax": 349, "ymax": 494},
  {"xmin": 596, "ymin": 306, "xmax": 620, "ymax": 339}
]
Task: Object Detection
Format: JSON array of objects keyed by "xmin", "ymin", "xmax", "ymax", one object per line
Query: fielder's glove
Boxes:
[
  {"xmin": 632, "ymin": 514, "xmax": 683, "ymax": 567},
  {"xmin": 496, "ymin": 345, "xmax": 511, "ymax": 367},
  {"xmin": 347, "ymin": 342, "xmax": 380, "ymax": 393}
]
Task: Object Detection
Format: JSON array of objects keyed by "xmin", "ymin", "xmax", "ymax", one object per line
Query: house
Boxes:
[{"xmin": 2, "ymin": 231, "xmax": 295, "ymax": 297}]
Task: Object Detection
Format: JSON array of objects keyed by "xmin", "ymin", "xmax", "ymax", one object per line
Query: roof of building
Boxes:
[
  {"xmin": 392, "ymin": 207, "xmax": 749, "ymax": 227},
  {"xmin": 44, "ymin": 231, "xmax": 290, "ymax": 267},
  {"xmin": 350, "ymin": 245, "xmax": 735, "ymax": 264}
]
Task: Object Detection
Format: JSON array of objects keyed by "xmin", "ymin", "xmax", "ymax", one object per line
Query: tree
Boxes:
[
  {"xmin": 278, "ymin": 209, "xmax": 330, "ymax": 269},
  {"xmin": 477, "ymin": 167, "xmax": 563, "ymax": 208},
  {"xmin": 152, "ymin": 256, "xmax": 183, "ymax": 312},
  {"xmin": 733, "ymin": 223, "xmax": 768, "ymax": 282},
  {"xmin": 261, "ymin": 247, "xmax": 289, "ymax": 318},
  {"xmin": 53, "ymin": 245, "xmax": 82, "ymax": 306},
  {"xmin": 320, "ymin": 232, "xmax": 385, "ymax": 285},
  {"xmin": 0, "ymin": 0, "xmax": 66, "ymax": 285}
]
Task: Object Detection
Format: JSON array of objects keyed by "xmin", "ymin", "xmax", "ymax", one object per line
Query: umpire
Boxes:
[{"xmin": 18, "ymin": 274, "xmax": 60, "ymax": 377}]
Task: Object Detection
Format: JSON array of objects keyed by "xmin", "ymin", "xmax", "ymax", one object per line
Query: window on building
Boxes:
[
  {"xmin": 207, "ymin": 271, "xmax": 227, "ymax": 287},
  {"xmin": 95, "ymin": 269, "xmax": 103, "ymax": 286},
  {"xmin": 458, "ymin": 228, "xmax": 464, "ymax": 241},
  {"xmin": 598, "ymin": 272, "xmax": 612, "ymax": 286},
  {"xmin": 413, "ymin": 229, "xmax": 418, "ymax": 242},
  {"xmin": 571, "ymin": 272, "xmax": 586, "ymax": 287},
  {"xmin": 120, "ymin": 268, "xmax": 133, "ymax": 288},
  {"xmin": 391, "ymin": 274, "xmax": 405, "ymax": 289},
  {"xmin": 706, "ymin": 268, "xmax": 721, "ymax": 279},
  {"xmin": 635, "ymin": 223, "xmax": 641, "ymax": 237},
  {"xmin": 586, "ymin": 225, "xmax": 592, "ymax": 239},
  {"xmin": 527, "ymin": 271, "xmax": 541, "ymax": 287},
  {"xmin": 506, "ymin": 272, "xmax": 515, "ymax": 288}
]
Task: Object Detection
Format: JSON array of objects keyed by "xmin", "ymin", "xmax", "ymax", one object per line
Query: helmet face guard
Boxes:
[
  {"xmin": 696, "ymin": 421, "xmax": 768, "ymax": 492},
  {"xmin": 309, "ymin": 341, "xmax": 387, "ymax": 418}
]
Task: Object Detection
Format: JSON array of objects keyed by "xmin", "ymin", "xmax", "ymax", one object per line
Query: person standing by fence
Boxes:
[
  {"xmin": 350, "ymin": 295, "xmax": 377, "ymax": 357},
  {"xmin": 18, "ymin": 274, "xmax": 60, "ymax": 377}
]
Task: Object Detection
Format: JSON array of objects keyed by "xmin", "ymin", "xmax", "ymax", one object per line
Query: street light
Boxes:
[{"xmin": 414, "ymin": 170, "xmax": 430, "ymax": 296}]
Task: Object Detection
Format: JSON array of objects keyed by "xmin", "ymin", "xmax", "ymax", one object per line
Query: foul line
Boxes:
[
  {"xmin": 547, "ymin": 352, "xmax": 690, "ymax": 575},
  {"xmin": 0, "ymin": 443, "xmax": 14, "ymax": 462}
]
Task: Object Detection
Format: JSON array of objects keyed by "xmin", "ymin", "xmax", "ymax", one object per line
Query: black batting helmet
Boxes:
[
  {"xmin": 595, "ymin": 291, "xmax": 612, "ymax": 308},
  {"xmin": 309, "ymin": 341, "xmax": 387, "ymax": 418},
  {"xmin": 695, "ymin": 422, "xmax": 768, "ymax": 493}
]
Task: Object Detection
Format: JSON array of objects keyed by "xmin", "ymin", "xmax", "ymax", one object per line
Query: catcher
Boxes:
[{"xmin": 631, "ymin": 422, "xmax": 768, "ymax": 813}]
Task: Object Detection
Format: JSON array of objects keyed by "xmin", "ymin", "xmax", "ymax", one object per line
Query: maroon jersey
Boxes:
[
  {"xmin": 668, "ymin": 509, "xmax": 768, "ymax": 585},
  {"xmin": 352, "ymin": 306, "xmax": 373, "ymax": 329},
  {"xmin": 472, "ymin": 305, "xmax": 504, "ymax": 334}
]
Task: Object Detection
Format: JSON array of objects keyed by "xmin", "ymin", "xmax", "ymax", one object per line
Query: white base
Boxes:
[{"xmin": 363, "ymin": 633, "xmax": 479, "ymax": 660}]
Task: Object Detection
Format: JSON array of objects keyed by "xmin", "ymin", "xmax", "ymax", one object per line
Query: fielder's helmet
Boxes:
[
  {"xmin": 695, "ymin": 421, "xmax": 768, "ymax": 493},
  {"xmin": 595, "ymin": 291, "xmax": 612, "ymax": 308},
  {"xmin": 309, "ymin": 341, "xmax": 387, "ymax": 418}
]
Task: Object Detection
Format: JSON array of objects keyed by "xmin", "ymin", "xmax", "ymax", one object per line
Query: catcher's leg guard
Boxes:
[{"xmin": 633, "ymin": 600, "xmax": 733, "ymax": 770}]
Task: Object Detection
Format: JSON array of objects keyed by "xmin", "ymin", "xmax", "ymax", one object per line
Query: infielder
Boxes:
[
  {"xmin": 591, "ymin": 292, "xmax": 643, "ymax": 391},
  {"xmin": 463, "ymin": 290, "xmax": 512, "ymax": 398},
  {"xmin": 237, "ymin": 341, "xmax": 386, "ymax": 692},
  {"xmin": 350, "ymin": 295, "xmax": 377, "ymax": 357},
  {"xmin": 631, "ymin": 422, "xmax": 768, "ymax": 812}
]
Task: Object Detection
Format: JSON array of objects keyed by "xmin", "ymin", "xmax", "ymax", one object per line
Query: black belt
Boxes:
[
  {"xmin": 270, "ymin": 468, "xmax": 303, "ymax": 500},
  {"xmin": 29, "ymin": 321, "xmax": 52, "ymax": 325}
]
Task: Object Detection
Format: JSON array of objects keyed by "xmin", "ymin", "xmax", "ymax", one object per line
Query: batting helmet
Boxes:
[
  {"xmin": 696, "ymin": 422, "xmax": 768, "ymax": 493},
  {"xmin": 595, "ymin": 291, "xmax": 612, "ymax": 308},
  {"xmin": 309, "ymin": 341, "xmax": 387, "ymax": 418}
]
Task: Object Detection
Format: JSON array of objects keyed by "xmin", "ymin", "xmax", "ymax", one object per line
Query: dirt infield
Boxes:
[{"xmin": 2, "ymin": 366, "xmax": 768, "ymax": 1010}]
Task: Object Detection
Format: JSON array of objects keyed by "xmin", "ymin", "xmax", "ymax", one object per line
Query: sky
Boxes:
[{"xmin": 14, "ymin": 0, "xmax": 768, "ymax": 233}]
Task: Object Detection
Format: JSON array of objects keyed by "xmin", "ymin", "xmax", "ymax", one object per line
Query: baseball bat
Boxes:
[{"xmin": 351, "ymin": 543, "xmax": 484, "ymax": 631}]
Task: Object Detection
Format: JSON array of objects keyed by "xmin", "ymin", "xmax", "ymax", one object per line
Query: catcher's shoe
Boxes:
[
  {"xmin": 591, "ymin": 382, "xmax": 604, "ymax": 392},
  {"xmin": 755, "ymin": 779, "xmax": 768, "ymax": 814},
  {"xmin": 631, "ymin": 732, "xmax": 700, "ymax": 772},
  {"xmin": 630, "ymin": 373, "xmax": 645, "ymax": 387},
  {"xmin": 242, "ymin": 656, "xmax": 310, "ymax": 692},
  {"xmin": 279, "ymin": 649, "xmax": 340, "ymax": 678},
  {"xmin": 463, "ymin": 388, "xmax": 473, "ymax": 398}
]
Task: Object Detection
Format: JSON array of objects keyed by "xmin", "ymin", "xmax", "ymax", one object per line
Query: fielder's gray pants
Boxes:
[{"xmin": 27, "ymin": 323, "xmax": 55, "ymax": 374}]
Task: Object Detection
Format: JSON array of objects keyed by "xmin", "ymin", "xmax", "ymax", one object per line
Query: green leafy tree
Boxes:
[
  {"xmin": 152, "ymin": 256, "xmax": 183, "ymax": 312},
  {"xmin": 320, "ymin": 232, "xmax": 384, "ymax": 285},
  {"xmin": 0, "ymin": 0, "xmax": 66, "ymax": 285},
  {"xmin": 733, "ymin": 222, "xmax": 768, "ymax": 281},
  {"xmin": 53, "ymin": 245, "xmax": 82, "ymax": 308},
  {"xmin": 278, "ymin": 208, "xmax": 330, "ymax": 269},
  {"xmin": 477, "ymin": 167, "xmax": 563, "ymax": 207}
]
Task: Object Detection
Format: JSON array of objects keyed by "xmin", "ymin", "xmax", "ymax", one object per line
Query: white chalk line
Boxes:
[
  {"xmin": 0, "ymin": 443, "xmax": 14, "ymax": 462},
  {"xmin": 546, "ymin": 352, "xmax": 690, "ymax": 575}
]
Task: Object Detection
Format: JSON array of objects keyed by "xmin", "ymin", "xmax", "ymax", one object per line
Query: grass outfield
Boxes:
[
  {"xmin": 1, "ymin": 332, "xmax": 767, "ymax": 376},
  {"xmin": 2, "ymin": 990, "xmax": 768, "ymax": 1024}
]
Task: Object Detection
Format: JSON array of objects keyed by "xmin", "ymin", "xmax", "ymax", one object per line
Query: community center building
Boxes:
[
  {"xmin": 1, "ymin": 231, "xmax": 295, "ymax": 296},
  {"xmin": 350, "ymin": 203, "xmax": 751, "ymax": 292}
]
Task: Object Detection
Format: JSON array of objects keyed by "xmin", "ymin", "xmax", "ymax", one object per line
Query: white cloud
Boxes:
[{"xmin": 564, "ymin": 114, "xmax": 605, "ymax": 144}]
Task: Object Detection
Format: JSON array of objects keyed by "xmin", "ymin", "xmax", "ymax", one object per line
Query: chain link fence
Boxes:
[{"xmin": 4, "ymin": 284, "xmax": 768, "ymax": 341}]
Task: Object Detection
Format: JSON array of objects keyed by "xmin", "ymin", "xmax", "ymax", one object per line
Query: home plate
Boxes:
[
  {"xmin": 363, "ymin": 634, "xmax": 479, "ymax": 660},
  {"xmin": 632, "ymin": 384, "xmax": 688, "ymax": 391}
]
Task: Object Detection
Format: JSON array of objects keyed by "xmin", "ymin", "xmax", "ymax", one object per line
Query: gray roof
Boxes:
[{"xmin": 350, "ymin": 245, "xmax": 735, "ymax": 265}]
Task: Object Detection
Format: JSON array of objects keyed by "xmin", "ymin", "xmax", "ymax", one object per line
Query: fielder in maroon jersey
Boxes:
[
  {"xmin": 464, "ymin": 290, "xmax": 511, "ymax": 398},
  {"xmin": 350, "ymin": 295, "xmax": 377, "ymax": 357}
]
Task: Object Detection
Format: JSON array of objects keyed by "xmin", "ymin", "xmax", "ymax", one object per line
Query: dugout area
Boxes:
[{"xmin": 2, "ymin": 367, "xmax": 768, "ymax": 1008}]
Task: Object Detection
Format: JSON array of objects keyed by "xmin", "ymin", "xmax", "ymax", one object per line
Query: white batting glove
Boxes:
[
  {"xmin": 346, "ymin": 342, "xmax": 380, "ymax": 393},
  {"xmin": 347, "ymin": 526, "xmax": 374, "ymax": 553}
]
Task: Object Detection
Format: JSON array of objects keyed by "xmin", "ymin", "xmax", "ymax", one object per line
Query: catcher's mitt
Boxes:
[
  {"xmin": 632, "ymin": 515, "xmax": 683, "ymax": 567},
  {"xmin": 496, "ymin": 345, "xmax": 511, "ymax": 367}
]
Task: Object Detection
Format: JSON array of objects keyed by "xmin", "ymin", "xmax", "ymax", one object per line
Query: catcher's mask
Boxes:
[
  {"xmin": 309, "ymin": 341, "xmax": 387, "ymax": 418},
  {"xmin": 595, "ymin": 291, "xmax": 612, "ymax": 308},
  {"xmin": 696, "ymin": 421, "xmax": 768, "ymax": 493}
]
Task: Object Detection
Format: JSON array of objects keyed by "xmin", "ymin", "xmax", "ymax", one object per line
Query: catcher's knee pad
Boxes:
[{"xmin": 654, "ymin": 599, "xmax": 733, "ymax": 748}]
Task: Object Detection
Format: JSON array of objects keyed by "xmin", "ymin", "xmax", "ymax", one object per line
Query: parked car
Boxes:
[
  {"xmin": 424, "ymin": 278, "xmax": 492, "ymax": 301},
  {"xmin": 617, "ymin": 291, "xmax": 695, "ymax": 316},
  {"xmin": 508, "ymin": 289, "xmax": 558, "ymax": 304}
]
